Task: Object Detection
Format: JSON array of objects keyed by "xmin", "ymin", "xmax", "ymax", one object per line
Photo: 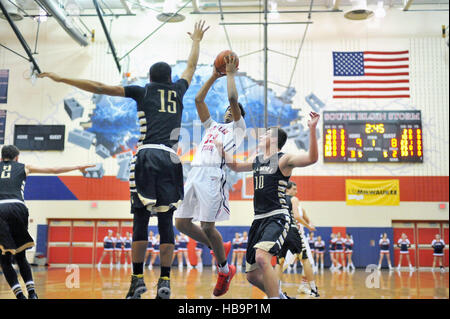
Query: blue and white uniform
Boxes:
[
  {"xmin": 179, "ymin": 234, "xmax": 188, "ymax": 252},
  {"xmin": 114, "ymin": 237, "xmax": 123, "ymax": 251},
  {"xmin": 308, "ymin": 237, "xmax": 316, "ymax": 251},
  {"xmin": 345, "ymin": 238, "xmax": 354, "ymax": 254},
  {"xmin": 174, "ymin": 237, "xmax": 180, "ymax": 253},
  {"xmin": 153, "ymin": 237, "xmax": 160, "ymax": 254},
  {"xmin": 238, "ymin": 236, "xmax": 248, "ymax": 253},
  {"xmin": 315, "ymin": 240, "xmax": 325, "ymax": 254},
  {"xmin": 103, "ymin": 236, "xmax": 114, "ymax": 251},
  {"xmin": 397, "ymin": 238, "xmax": 411, "ymax": 254},
  {"xmin": 232, "ymin": 237, "xmax": 241, "ymax": 251},
  {"xmin": 379, "ymin": 238, "xmax": 390, "ymax": 254},
  {"xmin": 196, "ymin": 241, "xmax": 204, "ymax": 251},
  {"xmin": 123, "ymin": 237, "xmax": 132, "ymax": 251},
  {"xmin": 335, "ymin": 237, "xmax": 344, "ymax": 253},
  {"xmin": 432, "ymin": 239, "xmax": 445, "ymax": 256},
  {"xmin": 147, "ymin": 236, "xmax": 154, "ymax": 252}
]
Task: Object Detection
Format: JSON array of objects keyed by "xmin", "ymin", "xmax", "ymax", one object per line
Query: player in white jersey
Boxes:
[
  {"xmin": 397, "ymin": 233, "xmax": 414, "ymax": 271},
  {"xmin": 175, "ymin": 56, "xmax": 246, "ymax": 297}
]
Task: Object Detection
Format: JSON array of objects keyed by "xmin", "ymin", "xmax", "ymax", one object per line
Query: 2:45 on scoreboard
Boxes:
[{"xmin": 323, "ymin": 111, "xmax": 423, "ymax": 163}]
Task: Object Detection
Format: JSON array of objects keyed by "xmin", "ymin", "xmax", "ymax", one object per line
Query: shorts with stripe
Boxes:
[
  {"xmin": 175, "ymin": 167, "xmax": 230, "ymax": 223},
  {"xmin": 245, "ymin": 210, "xmax": 290, "ymax": 273},
  {"xmin": 0, "ymin": 202, "xmax": 34, "ymax": 255},
  {"xmin": 279, "ymin": 224, "xmax": 308, "ymax": 261},
  {"xmin": 130, "ymin": 147, "xmax": 183, "ymax": 215}
]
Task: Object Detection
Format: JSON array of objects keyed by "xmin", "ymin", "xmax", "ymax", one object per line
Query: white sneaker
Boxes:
[
  {"xmin": 409, "ymin": 265, "xmax": 414, "ymax": 272},
  {"xmin": 377, "ymin": 264, "xmax": 381, "ymax": 270},
  {"xmin": 187, "ymin": 264, "xmax": 193, "ymax": 270},
  {"xmin": 440, "ymin": 267, "xmax": 445, "ymax": 273},
  {"xmin": 389, "ymin": 265, "xmax": 393, "ymax": 271},
  {"xmin": 97, "ymin": 263, "xmax": 101, "ymax": 270},
  {"xmin": 109, "ymin": 263, "xmax": 113, "ymax": 270},
  {"xmin": 116, "ymin": 263, "xmax": 121, "ymax": 269},
  {"xmin": 397, "ymin": 265, "xmax": 401, "ymax": 271},
  {"xmin": 212, "ymin": 265, "xmax": 216, "ymax": 272},
  {"xmin": 297, "ymin": 282, "xmax": 310, "ymax": 295}
]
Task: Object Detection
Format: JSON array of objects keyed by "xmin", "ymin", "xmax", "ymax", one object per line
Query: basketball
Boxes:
[{"xmin": 214, "ymin": 50, "xmax": 239, "ymax": 75}]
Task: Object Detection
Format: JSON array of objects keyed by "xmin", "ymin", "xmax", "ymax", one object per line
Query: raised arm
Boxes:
[
  {"xmin": 181, "ymin": 20, "xmax": 209, "ymax": 86},
  {"xmin": 194, "ymin": 68, "xmax": 223, "ymax": 123},
  {"xmin": 37, "ymin": 72, "xmax": 125, "ymax": 96},
  {"xmin": 280, "ymin": 112, "xmax": 320, "ymax": 175},
  {"xmin": 225, "ymin": 55, "xmax": 241, "ymax": 122},
  {"xmin": 26, "ymin": 164, "xmax": 95, "ymax": 175}
]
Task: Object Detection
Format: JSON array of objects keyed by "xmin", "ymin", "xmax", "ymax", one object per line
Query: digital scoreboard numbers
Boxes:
[{"xmin": 323, "ymin": 111, "xmax": 423, "ymax": 163}]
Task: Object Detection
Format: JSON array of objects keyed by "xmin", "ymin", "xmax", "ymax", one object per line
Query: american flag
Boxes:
[{"xmin": 332, "ymin": 51, "xmax": 410, "ymax": 99}]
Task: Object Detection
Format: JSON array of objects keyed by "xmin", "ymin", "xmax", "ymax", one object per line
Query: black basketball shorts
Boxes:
[
  {"xmin": 245, "ymin": 211, "xmax": 291, "ymax": 273},
  {"xmin": 130, "ymin": 147, "xmax": 184, "ymax": 215},
  {"xmin": 279, "ymin": 223, "xmax": 308, "ymax": 261},
  {"xmin": 0, "ymin": 202, "xmax": 34, "ymax": 255}
]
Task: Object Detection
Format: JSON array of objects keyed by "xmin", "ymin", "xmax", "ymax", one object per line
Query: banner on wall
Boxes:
[
  {"xmin": 0, "ymin": 70, "xmax": 8, "ymax": 104},
  {"xmin": 0, "ymin": 110, "xmax": 6, "ymax": 145},
  {"xmin": 346, "ymin": 179, "xmax": 400, "ymax": 206}
]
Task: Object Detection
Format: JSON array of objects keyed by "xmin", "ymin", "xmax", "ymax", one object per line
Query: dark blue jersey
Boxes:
[
  {"xmin": 0, "ymin": 161, "xmax": 26, "ymax": 202},
  {"xmin": 124, "ymin": 79, "xmax": 189, "ymax": 149},
  {"xmin": 432, "ymin": 239, "xmax": 445, "ymax": 254},
  {"xmin": 252, "ymin": 152, "xmax": 290, "ymax": 216},
  {"xmin": 379, "ymin": 238, "xmax": 390, "ymax": 251},
  {"xmin": 397, "ymin": 239, "xmax": 411, "ymax": 252}
]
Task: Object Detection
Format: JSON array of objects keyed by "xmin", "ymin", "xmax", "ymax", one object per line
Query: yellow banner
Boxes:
[{"xmin": 346, "ymin": 179, "xmax": 400, "ymax": 206}]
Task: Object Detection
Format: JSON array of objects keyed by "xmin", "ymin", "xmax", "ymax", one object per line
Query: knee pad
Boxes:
[
  {"xmin": 158, "ymin": 210, "xmax": 175, "ymax": 245},
  {"xmin": 132, "ymin": 209, "xmax": 150, "ymax": 241}
]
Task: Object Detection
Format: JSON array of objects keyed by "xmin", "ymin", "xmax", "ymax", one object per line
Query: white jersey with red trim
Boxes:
[{"xmin": 191, "ymin": 117, "xmax": 246, "ymax": 168}]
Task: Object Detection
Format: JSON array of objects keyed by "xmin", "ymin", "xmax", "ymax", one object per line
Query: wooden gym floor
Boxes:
[{"xmin": 0, "ymin": 266, "xmax": 448, "ymax": 299}]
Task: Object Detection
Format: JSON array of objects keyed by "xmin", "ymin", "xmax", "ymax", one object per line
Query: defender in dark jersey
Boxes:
[
  {"xmin": 0, "ymin": 145, "xmax": 92, "ymax": 299},
  {"xmin": 216, "ymin": 111, "xmax": 320, "ymax": 299},
  {"xmin": 39, "ymin": 21, "xmax": 210, "ymax": 299}
]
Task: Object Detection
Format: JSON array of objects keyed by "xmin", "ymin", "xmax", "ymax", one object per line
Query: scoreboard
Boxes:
[
  {"xmin": 323, "ymin": 111, "xmax": 423, "ymax": 163},
  {"xmin": 14, "ymin": 125, "xmax": 65, "ymax": 151}
]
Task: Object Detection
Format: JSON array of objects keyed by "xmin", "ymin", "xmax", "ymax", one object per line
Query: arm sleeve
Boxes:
[{"xmin": 124, "ymin": 85, "xmax": 145, "ymax": 103}]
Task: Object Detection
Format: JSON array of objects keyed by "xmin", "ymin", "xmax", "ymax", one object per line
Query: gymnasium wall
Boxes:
[{"xmin": 0, "ymin": 6, "xmax": 448, "ymax": 261}]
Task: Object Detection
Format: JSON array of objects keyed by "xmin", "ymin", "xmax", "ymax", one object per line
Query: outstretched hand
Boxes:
[
  {"xmin": 187, "ymin": 20, "xmax": 210, "ymax": 42},
  {"xmin": 307, "ymin": 111, "xmax": 320, "ymax": 129},
  {"xmin": 78, "ymin": 164, "xmax": 96, "ymax": 174},
  {"xmin": 225, "ymin": 54, "xmax": 238, "ymax": 75},
  {"xmin": 37, "ymin": 72, "xmax": 62, "ymax": 82},
  {"xmin": 212, "ymin": 66, "xmax": 225, "ymax": 79}
]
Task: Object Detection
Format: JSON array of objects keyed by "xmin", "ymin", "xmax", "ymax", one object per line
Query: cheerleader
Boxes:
[
  {"xmin": 114, "ymin": 232, "xmax": 123, "ymax": 269},
  {"xmin": 230, "ymin": 233, "xmax": 241, "ymax": 269},
  {"xmin": 378, "ymin": 233, "xmax": 393, "ymax": 270},
  {"xmin": 149, "ymin": 234, "xmax": 160, "ymax": 269},
  {"xmin": 329, "ymin": 233, "xmax": 338, "ymax": 270},
  {"xmin": 431, "ymin": 234, "xmax": 446, "ymax": 273},
  {"xmin": 145, "ymin": 231, "xmax": 154, "ymax": 269},
  {"xmin": 344, "ymin": 233, "xmax": 355, "ymax": 271},
  {"xmin": 173, "ymin": 235, "xmax": 182, "ymax": 270},
  {"xmin": 237, "ymin": 232, "xmax": 248, "ymax": 272},
  {"xmin": 195, "ymin": 241, "xmax": 204, "ymax": 270},
  {"xmin": 314, "ymin": 236, "xmax": 325, "ymax": 271},
  {"xmin": 307, "ymin": 232, "xmax": 316, "ymax": 267},
  {"xmin": 123, "ymin": 232, "xmax": 132, "ymax": 268},
  {"xmin": 335, "ymin": 233, "xmax": 345, "ymax": 271},
  {"xmin": 97, "ymin": 230, "xmax": 114, "ymax": 269},
  {"xmin": 397, "ymin": 233, "xmax": 414, "ymax": 271},
  {"xmin": 178, "ymin": 233, "xmax": 192, "ymax": 269}
]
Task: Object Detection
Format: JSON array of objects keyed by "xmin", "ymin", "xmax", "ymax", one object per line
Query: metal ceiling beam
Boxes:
[
  {"xmin": 35, "ymin": 0, "xmax": 89, "ymax": 46},
  {"xmin": 92, "ymin": 0, "xmax": 121, "ymax": 73},
  {"xmin": 0, "ymin": 0, "xmax": 41, "ymax": 73},
  {"xmin": 120, "ymin": 0, "xmax": 133, "ymax": 14}
]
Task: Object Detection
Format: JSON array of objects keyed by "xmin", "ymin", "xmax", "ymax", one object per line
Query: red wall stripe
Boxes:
[{"xmin": 56, "ymin": 176, "xmax": 448, "ymax": 202}]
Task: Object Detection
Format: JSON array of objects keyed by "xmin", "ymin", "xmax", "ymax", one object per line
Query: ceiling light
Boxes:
[
  {"xmin": 268, "ymin": 1, "xmax": 280, "ymax": 20},
  {"xmin": 157, "ymin": 0, "xmax": 185, "ymax": 23},
  {"xmin": 344, "ymin": 0, "xmax": 374, "ymax": 20}
]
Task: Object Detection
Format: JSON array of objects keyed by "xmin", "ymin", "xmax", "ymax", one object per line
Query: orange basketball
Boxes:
[{"xmin": 214, "ymin": 50, "xmax": 239, "ymax": 75}]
